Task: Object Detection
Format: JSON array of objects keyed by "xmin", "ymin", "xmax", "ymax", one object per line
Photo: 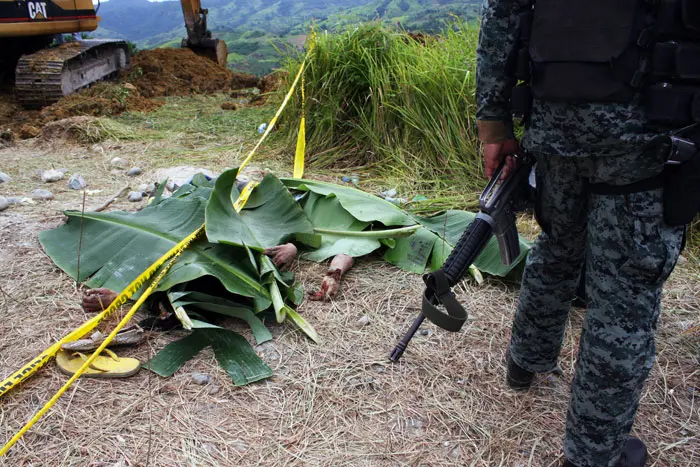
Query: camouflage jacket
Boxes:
[{"xmin": 475, "ymin": 0, "xmax": 657, "ymax": 157}]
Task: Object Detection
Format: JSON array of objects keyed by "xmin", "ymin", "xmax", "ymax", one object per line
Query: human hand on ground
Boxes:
[
  {"xmin": 82, "ymin": 288, "xmax": 118, "ymax": 313},
  {"xmin": 264, "ymin": 243, "xmax": 298, "ymax": 271}
]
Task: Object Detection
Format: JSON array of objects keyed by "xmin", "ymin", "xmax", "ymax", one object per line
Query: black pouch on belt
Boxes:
[
  {"xmin": 662, "ymin": 134, "xmax": 700, "ymax": 226},
  {"xmin": 589, "ymin": 133, "xmax": 700, "ymax": 226}
]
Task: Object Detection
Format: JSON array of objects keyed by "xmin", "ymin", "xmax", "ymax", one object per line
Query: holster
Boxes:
[
  {"xmin": 662, "ymin": 133, "xmax": 700, "ymax": 226},
  {"xmin": 587, "ymin": 131, "xmax": 700, "ymax": 226}
]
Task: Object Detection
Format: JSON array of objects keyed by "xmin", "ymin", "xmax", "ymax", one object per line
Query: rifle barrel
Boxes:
[{"xmin": 389, "ymin": 313, "xmax": 426, "ymax": 362}]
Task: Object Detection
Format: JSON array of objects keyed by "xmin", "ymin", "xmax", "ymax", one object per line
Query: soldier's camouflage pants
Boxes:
[{"xmin": 508, "ymin": 149, "xmax": 685, "ymax": 467}]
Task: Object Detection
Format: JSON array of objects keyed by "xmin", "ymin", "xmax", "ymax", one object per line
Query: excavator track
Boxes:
[{"xmin": 15, "ymin": 40, "xmax": 129, "ymax": 109}]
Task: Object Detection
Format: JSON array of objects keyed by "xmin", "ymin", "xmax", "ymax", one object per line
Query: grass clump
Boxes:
[{"xmin": 278, "ymin": 19, "xmax": 482, "ymax": 199}]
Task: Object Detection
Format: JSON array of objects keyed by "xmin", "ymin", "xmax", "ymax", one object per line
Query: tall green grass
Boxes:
[{"xmin": 277, "ymin": 20, "xmax": 482, "ymax": 197}]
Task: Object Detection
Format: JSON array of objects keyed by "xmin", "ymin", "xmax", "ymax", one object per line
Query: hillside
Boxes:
[{"xmin": 95, "ymin": 0, "xmax": 481, "ymax": 75}]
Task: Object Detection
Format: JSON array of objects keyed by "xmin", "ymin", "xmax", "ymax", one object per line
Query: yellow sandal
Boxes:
[{"xmin": 55, "ymin": 349, "xmax": 141, "ymax": 379}]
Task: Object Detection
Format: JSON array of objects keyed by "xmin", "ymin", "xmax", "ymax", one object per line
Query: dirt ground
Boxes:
[{"xmin": 0, "ymin": 125, "xmax": 698, "ymax": 466}]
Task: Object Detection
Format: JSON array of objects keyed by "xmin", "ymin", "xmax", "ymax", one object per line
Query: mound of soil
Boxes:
[
  {"xmin": 231, "ymin": 73, "xmax": 259, "ymax": 90},
  {"xmin": 124, "ymin": 48, "xmax": 236, "ymax": 98},
  {"xmin": 40, "ymin": 83, "xmax": 163, "ymax": 121},
  {"xmin": 0, "ymin": 94, "xmax": 41, "ymax": 140},
  {"xmin": 40, "ymin": 116, "xmax": 98, "ymax": 143},
  {"xmin": 0, "ymin": 83, "xmax": 162, "ymax": 140},
  {"xmin": 257, "ymin": 73, "xmax": 282, "ymax": 94}
]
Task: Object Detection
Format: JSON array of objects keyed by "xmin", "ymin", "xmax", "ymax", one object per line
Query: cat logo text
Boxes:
[{"xmin": 28, "ymin": 2, "xmax": 49, "ymax": 20}]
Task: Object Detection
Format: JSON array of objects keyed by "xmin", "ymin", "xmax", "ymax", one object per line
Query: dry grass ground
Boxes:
[{"xmin": 1, "ymin": 109, "xmax": 698, "ymax": 466}]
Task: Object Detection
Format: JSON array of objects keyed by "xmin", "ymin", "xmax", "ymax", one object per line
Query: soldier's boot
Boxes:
[
  {"xmin": 506, "ymin": 354, "xmax": 534, "ymax": 391},
  {"xmin": 562, "ymin": 437, "xmax": 648, "ymax": 467}
]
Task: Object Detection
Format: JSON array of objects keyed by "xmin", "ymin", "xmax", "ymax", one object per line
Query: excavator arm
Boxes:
[{"xmin": 179, "ymin": 0, "xmax": 228, "ymax": 68}]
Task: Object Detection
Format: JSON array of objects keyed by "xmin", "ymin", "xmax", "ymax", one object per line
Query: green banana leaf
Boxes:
[
  {"xmin": 38, "ymin": 195, "xmax": 272, "ymax": 307},
  {"xmin": 168, "ymin": 291, "xmax": 273, "ymax": 344},
  {"xmin": 282, "ymin": 178, "xmax": 416, "ymax": 226},
  {"xmin": 284, "ymin": 180, "xmax": 531, "ymax": 278},
  {"xmin": 206, "ymin": 169, "xmax": 315, "ymax": 250},
  {"xmin": 209, "ymin": 329, "xmax": 273, "ymax": 386},
  {"xmin": 298, "ymin": 192, "xmax": 380, "ymax": 261},
  {"xmin": 145, "ymin": 329, "xmax": 273, "ymax": 386},
  {"xmin": 382, "ymin": 227, "xmax": 440, "ymax": 274},
  {"xmin": 145, "ymin": 331, "xmax": 211, "ymax": 377}
]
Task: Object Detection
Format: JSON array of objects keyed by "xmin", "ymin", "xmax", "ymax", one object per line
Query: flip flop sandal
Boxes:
[
  {"xmin": 55, "ymin": 349, "xmax": 141, "ymax": 378},
  {"xmin": 61, "ymin": 324, "xmax": 145, "ymax": 352}
]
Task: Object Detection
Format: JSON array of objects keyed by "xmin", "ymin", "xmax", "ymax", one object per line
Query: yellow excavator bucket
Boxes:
[
  {"xmin": 179, "ymin": 0, "xmax": 228, "ymax": 68},
  {"xmin": 182, "ymin": 37, "xmax": 228, "ymax": 68}
]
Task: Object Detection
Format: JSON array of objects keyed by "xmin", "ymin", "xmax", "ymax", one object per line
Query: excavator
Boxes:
[{"xmin": 0, "ymin": 0, "xmax": 227, "ymax": 108}]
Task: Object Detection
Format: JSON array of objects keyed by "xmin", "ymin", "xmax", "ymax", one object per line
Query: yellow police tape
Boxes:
[
  {"xmin": 0, "ymin": 225, "xmax": 204, "ymax": 457},
  {"xmin": 293, "ymin": 67, "xmax": 307, "ymax": 179},
  {"xmin": 239, "ymin": 42, "xmax": 313, "ymax": 177},
  {"xmin": 0, "ymin": 225, "xmax": 203, "ymax": 399},
  {"xmin": 0, "ymin": 35, "xmax": 315, "ymax": 457}
]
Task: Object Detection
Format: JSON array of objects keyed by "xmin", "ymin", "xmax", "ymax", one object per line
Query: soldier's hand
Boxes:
[{"xmin": 483, "ymin": 138, "xmax": 519, "ymax": 179}]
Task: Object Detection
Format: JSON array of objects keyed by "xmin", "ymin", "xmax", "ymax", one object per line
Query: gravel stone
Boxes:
[
  {"xmin": 191, "ymin": 372, "xmax": 211, "ymax": 385},
  {"xmin": 31, "ymin": 189, "xmax": 54, "ymax": 200},
  {"xmin": 110, "ymin": 157, "xmax": 126, "ymax": 167},
  {"xmin": 68, "ymin": 174, "xmax": 87, "ymax": 190},
  {"xmin": 127, "ymin": 191, "xmax": 143, "ymax": 202},
  {"xmin": 41, "ymin": 169, "xmax": 64, "ymax": 183}
]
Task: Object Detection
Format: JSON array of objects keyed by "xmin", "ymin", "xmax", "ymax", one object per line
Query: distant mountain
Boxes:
[{"xmin": 94, "ymin": 0, "xmax": 481, "ymax": 74}]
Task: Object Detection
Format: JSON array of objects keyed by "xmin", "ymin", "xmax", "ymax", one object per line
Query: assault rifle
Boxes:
[{"xmin": 389, "ymin": 151, "xmax": 536, "ymax": 362}]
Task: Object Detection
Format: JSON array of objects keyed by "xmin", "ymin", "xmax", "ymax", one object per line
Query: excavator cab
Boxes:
[{"xmin": 179, "ymin": 0, "xmax": 228, "ymax": 68}]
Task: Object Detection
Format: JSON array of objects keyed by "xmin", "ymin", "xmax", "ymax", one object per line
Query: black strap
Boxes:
[
  {"xmin": 588, "ymin": 173, "xmax": 665, "ymax": 196},
  {"xmin": 421, "ymin": 270, "xmax": 468, "ymax": 333}
]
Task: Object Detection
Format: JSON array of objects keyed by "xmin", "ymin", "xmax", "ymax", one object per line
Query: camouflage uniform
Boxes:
[{"xmin": 475, "ymin": 1, "xmax": 686, "ymax": 466}]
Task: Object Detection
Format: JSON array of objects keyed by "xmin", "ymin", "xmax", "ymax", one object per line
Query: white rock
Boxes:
[
  {"xmin": 0, "ymin": 171, "xmax": 11, "ymax": 183},
  {"xmin": 31, "ymin": 189, "xmax": 54, "ymax": 200},
  {"xmin": 110, "ymin": 157, "xmax": 126, "ymax": 168},
  {"xmin": 41, "ymin": 169, "xmax": 64, "ymax": 183},
  {"xmin": 138, "ymin": 183, "xmax": 156, "ymax": 194},
  {"xmin": 152, "ymin": 166, "xmax": 217, "ymax": 192},
  {"xmin": 0, "ymin": 196, "xmax": 8, "ymax": 211},
  {"xmin": 127, "ymin": 191, "xmax": 143, "ymax": 202},
  {"xmin": 126, "ymin": 167, "xmax": 142, "ymax": 176},
  {"xmin": 68, "ymin": 174, "xmax": 87, "ymax": 190},
  {"xmin": 357, "ymin": 315, "xmax": 371, "ymax": 326},
  {"xmin": 191, "ymin": 372, "xmax": 211, "ymax": 385},
  {"xmin": 6, "ymin": 196, "xmax": 33, "ymax": 205}
]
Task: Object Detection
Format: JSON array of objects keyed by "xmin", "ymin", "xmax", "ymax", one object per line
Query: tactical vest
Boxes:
[{"xmin": 511, "ymin": 0, "xmax": 700, "ymax": 128}]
